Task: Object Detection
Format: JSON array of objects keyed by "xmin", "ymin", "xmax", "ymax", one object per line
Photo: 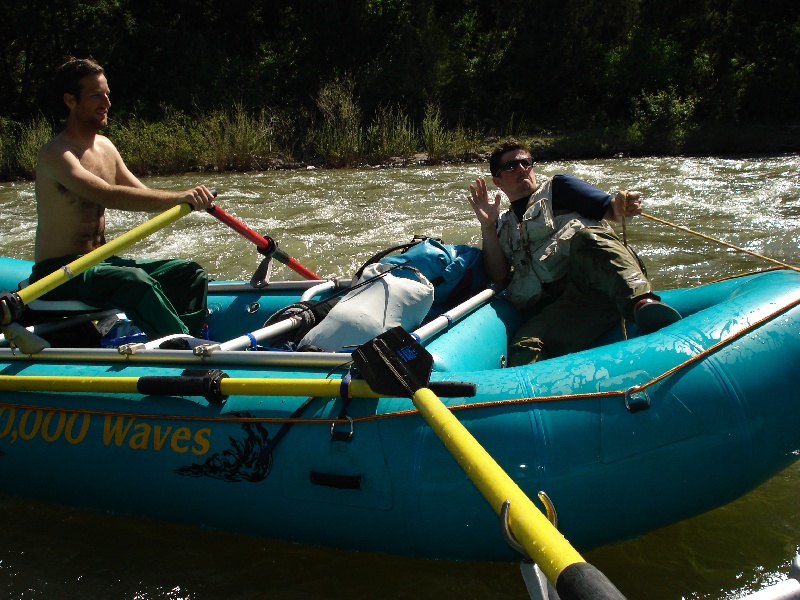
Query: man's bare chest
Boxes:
[{"xmin": 74, "ymin": 147, "xmax": 116, "ymax": 184}]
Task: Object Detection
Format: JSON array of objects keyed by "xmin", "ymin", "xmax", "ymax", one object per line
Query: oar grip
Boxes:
[
  {"xmin": 556, "ymin": 562, "xmax": 627, "ymax": 600},
  {"xmin": 137, "ymin": 369, "xmax": 229, "ymax": 404},
  {"xmin": 0, "ymin": 291, "xmax": 24, "ymax": 326},
  {"xmin": 428, "ymin": 381, "xmax": 476, "ymax": 397}
]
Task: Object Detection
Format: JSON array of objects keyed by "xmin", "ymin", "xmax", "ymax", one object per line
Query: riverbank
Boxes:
[
  {"xmin": 2, "ymin": 111, "xmax": 797, "ymax": 184},
  {"xmin": 129, "ymin": 122, "xmax": 800, "ymax": 173},
  {"xmin": 129, "ymin": 122, "xmax": 800, "ymax": 178}
]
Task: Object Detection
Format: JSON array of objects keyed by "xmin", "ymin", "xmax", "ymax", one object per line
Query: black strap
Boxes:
[
  {"xmin": 258, "ymin": 395, "xmax": 316, "ymax": 466},
  {"xmin": 352, "ymin": 234, "xmax": 436, "ymax": 280},
  {"xmin": 137, "ymin": 369, "xmax": 229, "ymax": 404},
  {"xmin": 330, "ymin": 369, "xmax": 355, "ymax": 441}
]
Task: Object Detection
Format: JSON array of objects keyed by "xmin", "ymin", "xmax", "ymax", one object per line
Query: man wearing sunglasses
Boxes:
[{"xmin": 467, "ymin": 139, "xmax": 680, "ymax": 366}]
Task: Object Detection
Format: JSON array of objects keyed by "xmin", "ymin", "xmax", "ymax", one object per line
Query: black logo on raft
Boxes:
[{"xmin": 175, "ymin": 416, "xmax": 272, "ymax": 482}]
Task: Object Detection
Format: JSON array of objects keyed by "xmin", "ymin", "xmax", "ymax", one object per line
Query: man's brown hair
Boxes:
[
  {"xmin": 54, "ymin": 57, "xmax": 105, "ymax": 112},
  {"xmin": 489, "ymin": 139, "xmax": 530, "ymax": 177}
]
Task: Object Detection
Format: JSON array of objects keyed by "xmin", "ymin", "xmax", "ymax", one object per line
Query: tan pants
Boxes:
[{"xmin": 507, "ymin": 226, "xmax": 652, "ymax": 366}]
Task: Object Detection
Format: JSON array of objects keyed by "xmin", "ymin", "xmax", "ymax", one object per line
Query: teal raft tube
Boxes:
[{"xmin": 1, "ymin": 255, "xmax": 799, "ymax": 561}]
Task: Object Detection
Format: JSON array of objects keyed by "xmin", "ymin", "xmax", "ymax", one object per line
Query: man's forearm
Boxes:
[{"xmin": 480, "ymin": 224, "xmax": 510, "ymax": 285}]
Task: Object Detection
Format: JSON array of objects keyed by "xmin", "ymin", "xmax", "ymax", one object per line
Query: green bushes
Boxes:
[
  {"xmin": 108, "ymin": 110, "xmax": 204, "ymax": 175},
  {"xmin": 199, "ymin": 105, "xmax": 299, "ymax": 172},
  {"xmin": 314, "ymin": 79, "xmax": 363, "ymax": 168},
  {"xmin": 1, "ymin": 2, "xmax": 797, "ymax": 168},
  {"xmin": 0, "ymin": 117, "xmax": 53, "ymax": 180},
  {"xmin": 627, "ymin": 88, "xmax": 699, "ymax": 152},
  {"xmin": 1, "ymin": 98, "xmax": 486, "ymax": 180},
  {"xmin": 0, "ymin": 90, "xmax": 792, "ymax": 182},
  {"xmin": 365, "ymin": 105, "xmax": 418, "ymax": 164},
  {"xmin": 15, "ymin": 118, "xmax": 53, "ymax": 178}
]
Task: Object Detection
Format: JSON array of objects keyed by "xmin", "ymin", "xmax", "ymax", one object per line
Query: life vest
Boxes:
[{"xmin": 497, "ymin": 176, "xmax": 607, "ymax": 310}]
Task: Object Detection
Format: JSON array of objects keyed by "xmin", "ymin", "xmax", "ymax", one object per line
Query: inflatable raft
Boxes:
[{"xmin": 1, "ymin": 251, "xmax": 799, "ymax": 562}]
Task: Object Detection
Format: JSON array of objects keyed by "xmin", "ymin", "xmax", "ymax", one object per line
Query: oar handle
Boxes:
[
  {"xmin": 206, "ymin": 204, "xmax": 271, "ymax": 251},
  {"xmin": 353, "ymin": 328, "xmax": 625, "ymax": 598},
  {"xmin": 206, "ymin": 204, "xmax": 323, "ymax": 280}
]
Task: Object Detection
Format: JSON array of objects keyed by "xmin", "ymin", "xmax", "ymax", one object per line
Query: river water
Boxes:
[{"xmin": 1, "ymin": 155, "xmax": 799, "ymax": 599}]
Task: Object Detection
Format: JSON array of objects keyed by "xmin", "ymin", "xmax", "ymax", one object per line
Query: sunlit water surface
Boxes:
[{"xmin": 1, "ymin": 155, "xmax": 799, "ymax": 599}]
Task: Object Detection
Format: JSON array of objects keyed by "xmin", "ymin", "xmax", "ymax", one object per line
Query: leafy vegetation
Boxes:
[{"xmin": 1, "ymin": 0, "xmax": 797, "ymax": 180}]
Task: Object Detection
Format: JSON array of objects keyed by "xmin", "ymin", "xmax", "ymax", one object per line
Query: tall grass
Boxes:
[
  {"xmin": 0, "ymin": 118, "xmax": 15, "ymax": 179},
  {"xmin": 11, "ymin": 117, "xmax": 53, "ymax": 178},
  {"xmin": 314, "ymin": 78, "xmax": 363, "ymax": 167},
  {"xmin": 422, "ymin": 103, "xmax": 448, "ymax": 163},
  {"xmin": 365, "ymin": 104, "xmax": 418, "ymax": 164},
  {"xmin": 198, "ymin": 104, "xmax": 298, "ymax": 172},
  {"xmin": 108, "ymin": 109, "xmax": 204, "ymax": 175},
  {"xmin": 3, "ymin": 84, "xmax": 717, "ymax": 182},
  {"xmin": 448, "ymin": 122, "xmax": 483, "ymax": 160}
]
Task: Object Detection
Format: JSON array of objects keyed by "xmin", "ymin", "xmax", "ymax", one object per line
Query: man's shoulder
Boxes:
[
  {"xmin": 35, "ymin": 135, "xmax": 71, "ymax": 181},
  {"xmin": 94, "ymin": 133, "xmax": 117, "ymax": 149},
  {"xmin": 551, "ymin": 173, "xmax": 580, "ymax": 187},
  {"xmin": 39, "ymin": 132, "xmax": 117, "ymax": 158},
  {"xmin": 37, "ymin": 134, "xmax": 67, "ymax": 159}
]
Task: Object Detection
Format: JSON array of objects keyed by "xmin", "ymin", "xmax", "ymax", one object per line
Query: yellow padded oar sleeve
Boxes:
[
  {"xmin": 0, "ymin": 375, "xmax": 380, "ymax": 398},
  {"xmin": 410, "ymin": 386, "xmax": 585, "ymax": 585}
]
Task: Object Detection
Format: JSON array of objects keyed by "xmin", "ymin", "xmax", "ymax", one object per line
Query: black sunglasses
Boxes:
[{"xmin": 496, "ymin": 157, "xmax": 534, "ymax": 175}]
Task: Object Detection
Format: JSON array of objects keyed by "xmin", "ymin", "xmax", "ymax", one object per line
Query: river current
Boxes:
[{"xmin": 1, "ymin": 155, "xmax": 799, "ymax": 599}]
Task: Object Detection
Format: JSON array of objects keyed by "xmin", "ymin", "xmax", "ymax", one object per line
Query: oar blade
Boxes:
[{"xmin": 353, "ymin": 326, "xmax": 433, "ymax": 398}]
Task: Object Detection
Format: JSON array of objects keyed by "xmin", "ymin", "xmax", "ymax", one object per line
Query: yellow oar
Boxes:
[
  {"xmin": 353, "ymin": 328, "xmax": 626, "ymax": 599},
  {"xmin": 0, "ymin": 374, "xmax": 474, "ymax": 402},
  {"xmin": 17, "ymin": 203, "xmax": 194, "ymax": 306},
  {"xmin": 0, "ymin": 374, "xmax": 375, "ymax": 398}
]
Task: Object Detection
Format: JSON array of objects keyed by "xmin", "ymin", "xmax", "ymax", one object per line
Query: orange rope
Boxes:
[
  {"xmin": 628, "ymin": 290, "xmax": 800, "ymax": 393},
  {"xmin": 641, "ymin": 212, "xmax": 800, "ymax": 273}
]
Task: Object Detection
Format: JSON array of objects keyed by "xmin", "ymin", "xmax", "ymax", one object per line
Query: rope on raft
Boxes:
[
  {"xmin": 619, "ymin": 200, "xmax": 800, "ymax": 339},
  {"xmin": 640, "ymin": 211, "xmax": 800, "ymax": 273},
  {"xmin": 3, "ymin": 207, "xmax": 800, "ymax": 424}
]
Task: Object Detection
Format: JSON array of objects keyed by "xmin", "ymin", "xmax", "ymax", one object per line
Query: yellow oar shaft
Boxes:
[
  {"xmin": 16, "ymin": 203, "xmax": 193, "ymax": 305},
  {"xmin": 410, "ymin": 387, "xmax": 584, "ymax": 584},
  {"xmin": 220, "ymin": 378, "xmax": 379, "ymax": 398},
  {"xmin": 0, "ymin": 375, "xmax": 142, "ymax": 394},
  {"xmin": 0, "ymin": 375, "xmax": 381, "ymax": 398}
]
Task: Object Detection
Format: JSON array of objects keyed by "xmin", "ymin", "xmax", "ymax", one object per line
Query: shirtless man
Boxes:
[{"xmin": 31, "ymin": 57, "xmax": 215, "ymax": 340}]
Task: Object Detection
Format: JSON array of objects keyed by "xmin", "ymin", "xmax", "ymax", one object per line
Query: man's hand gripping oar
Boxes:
[{"xmin": 353, "ymin": 327, "xmax": 627, "ymax": 600}]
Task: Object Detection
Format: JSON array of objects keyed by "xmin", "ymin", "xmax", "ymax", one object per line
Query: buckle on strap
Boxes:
[{"xmin": 331, "ymin": 370, "xmax": 354, "ymax": 442}]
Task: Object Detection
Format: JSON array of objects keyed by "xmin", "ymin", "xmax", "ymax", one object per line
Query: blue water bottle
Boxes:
[{"xmin": 101, "ymin": 319, "xmax": 148, "ymax": 347}]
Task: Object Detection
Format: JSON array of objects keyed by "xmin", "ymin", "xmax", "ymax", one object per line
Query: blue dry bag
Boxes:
[{"xmin": 377, "ymin": 237, "xmax": 486, "ymax": 310}]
